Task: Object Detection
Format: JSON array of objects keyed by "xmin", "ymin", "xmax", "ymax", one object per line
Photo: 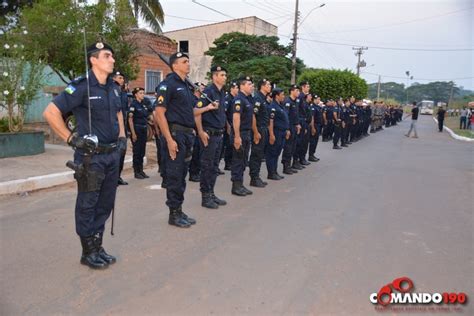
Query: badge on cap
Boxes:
[
  {"xmin": 96, "ymin": 42, "xmax": 104, "ymax": 49},
  {"xmin": 176, "ymin": 52, "xmax": 182, "ymax": 58},
  {"xmin": 246, "ymin": 76, "xmax": 251, "ymax": 81},
  {"xmin": 217, "ymin": 66, "xmax": 221, "ymax": 71}
]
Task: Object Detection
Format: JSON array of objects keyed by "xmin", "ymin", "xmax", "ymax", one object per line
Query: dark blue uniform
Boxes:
[
  {"xmin": 128, "ymin": 99, "xmax": 151, "ymax": 174},
  {"xmin": 323, "ymin": 105, "xmax": 334, "ymax": 141},
  {"xmin": 196, "ymin": 83, "xmax": 226, "ymax": 194},
  {"xmin": 221, "ymin": 93, "xmax": 235, "ymax": 169},
  {"xmin": 295, "ymin": 93, "xmax": 309, "ymax": 163},
  {"xmin": 350, "ymin": 104, "xmax": 358, "ymax": 141},
  {"xmin": 309, "ymin": 103, "xmax": 323, "ymax": 157},
  {"xmin": 155, "ymin": 72, "xmax": 196, "ymax": 210},
  {"xmin": 333, "ymin": 105, "xmax": 343, "ymax": 146},
  {"xmin": 52, "ymin": 70, "xmax": 121, "ymax": 237},
  {"xmin": 341, "ymin": 105, "xmax": 351, "ymax": 145},
  {"xmin": 249, "ymin": 91, "xmax": 269, "ymax": 180},
  {"xmin": 189, "ymin": 94, "xmax": 201, "ymax": 180},
  {"xmin": 230, "ymin": 91, "xmax": 253, "ymax": 183},
  {"xmin": 282, "ymin": 96, "xmax": 299, "ymax": 165},
  {"xmin": 266, "ymin": 100, "xmax": 288, "ymax": 175},
  {"xmin": 116, "ymin": 83, "xmax": 129, "ymax": 178}
]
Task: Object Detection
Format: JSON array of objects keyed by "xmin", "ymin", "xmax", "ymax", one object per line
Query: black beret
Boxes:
[
  {"xmin": 229, "ymin": 81, "xmax": 238, "ymax": 88},
  {"xmin": 299, "ymin": 81, "xmax": 309, "ymax": 87},
  {"xmin": 238, "ymin": 76, "xmax": 253, "ymax": 84},
  {"xmin": 210, "ymin": 65, "xmax": 227, "ymax": 73},
  {"xmin": 169, "ymin": 52, "xmax": 189, "ymax": 65},
  {"xmin": 271, "ymin": 88, "xmax": 284, "ymax": 98},
  {"xmin": 132, "ymin": 87, "xmax": 144, "ymax": 95},
  {"xmin": 289, "ymin": 84, "xmax": 298, "ymax": 92},
  {"xmin": 87, "ymin": 42, "xmax": 114, "ymax": 56},
  {"xmin": 257, "ymin": 78, "xmax": 271, "ymax": 88},
  {"xmin": 312, "ymin": 93, "xmax": 319, "ymax": 99}
]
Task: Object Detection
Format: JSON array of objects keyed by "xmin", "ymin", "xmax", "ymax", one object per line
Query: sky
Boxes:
[{"xmin": 145, "ymin": 0, "xmax": 474, "ymax": 90}]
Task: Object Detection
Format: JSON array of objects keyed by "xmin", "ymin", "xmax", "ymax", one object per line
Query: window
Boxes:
[
  {"xmin": 145, "ymin": 70, "xmax": 162, "ymax": 94},
  {"xmin": 179, "ymin": 40, "xmax": 189, "ymax": 54}
]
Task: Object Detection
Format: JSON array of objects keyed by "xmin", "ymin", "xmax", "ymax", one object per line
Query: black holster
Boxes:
[{"xmin": 67, "ymin": 156, "xmax": 105, "ymax": 193}]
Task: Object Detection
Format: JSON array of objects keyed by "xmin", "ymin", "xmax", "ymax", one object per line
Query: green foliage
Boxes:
[
  {"xmin": 298, "ymin": 69, "xmax": 368, "ymax": 99},
  {"xmin": 17, "ymin": 0, "xmax": 139, "ymax": 83},
  {"xmin": 129, "ymin": 0, "xmax": 164, "ymax": 34},
  {"xmin": 0, "ymin": 32, "xmax": 46, "ymax": 132},
  {"xmin": 205, "ymin": 32, "xmax": 304, "ymax": 88},
  {"xmin": 368, "ymin": 81, "xmax": 405, "ymax": 102}
]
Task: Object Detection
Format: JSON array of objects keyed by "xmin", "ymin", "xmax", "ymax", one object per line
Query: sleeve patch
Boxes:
[
  {"xmin": 157, "ymin": 95, "xmax": 164, "ymax": 104},
  {"xmin": 65, "ymin": 85, "xmax": 76, "ymax": 95},
  {"xmin": 197, "ymin": 101, "xmax": 203, "ymax": 108}
]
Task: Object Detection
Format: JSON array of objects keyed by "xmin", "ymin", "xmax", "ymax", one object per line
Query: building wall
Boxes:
[
  {"xmin": 164, "ymin": 16, "xmax": 278, "ymax": 83},
  {"xmin": 127, "ymin": 29, "xmax": 177, "ymax": 94}
]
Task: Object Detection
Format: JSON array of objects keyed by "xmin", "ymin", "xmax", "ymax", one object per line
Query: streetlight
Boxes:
[
  {"xmin": 405, "ymin": 71, "xmax": 413, "ymax": 105},
  {"xmin": 299, "ymin": 3, "xmax": 326, "ymax": 27}
]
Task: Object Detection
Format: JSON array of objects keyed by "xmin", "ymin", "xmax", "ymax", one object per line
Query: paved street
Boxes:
[{"xmin": 1, "ymin": 116, "xmax": 472, "ymax": 315}]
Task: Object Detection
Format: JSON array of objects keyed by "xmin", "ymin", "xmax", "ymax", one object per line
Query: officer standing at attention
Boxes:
[
  {"xmin": 282, "ymin": 85, "xmax": 301, "ymax": 175},
  {"xmin": 154, "ymin": 52, "xmax": 197, "ymax": 228},
  {"xmin": 266, "ymin": 88, "xmax": 288, "ymax": 180},
  {"xmin": 222, "ymin": 81, "xmax": 239, "ymax": 171},
  {"xmin": 308, "ymin": 94, "xmax": 322, "ymax": 162},
  {"xmin": 193, "ymin": 65, "xmax": 228, "ymax": 209},
  {"xmin": 189, "ymin": 82, "xmax": 205, "ymax": 182},
  {"xmin": 128, "ymin": 87, "xmax": 151, "ymax": 179},
  {"xmin": 230, "ymin": 76, "xmax": 254, "ymax": 196},
  {"xmin": 43, "ymin": 42, "xmax": 126, "ymax": 269},
  {"xmin": 342, "ymin": 98, "xmax": 352, "ymax": 145},
  {"xmin": 112, "ymin": 71, "xmax": 129, "ymax": 185},
  {"xmin": 249, "ymin": 78, "xmax": 272, "ymax": 188},
  {"xmin": 332, "ymin": 98, "xmax": 343, "ymax": 149}
]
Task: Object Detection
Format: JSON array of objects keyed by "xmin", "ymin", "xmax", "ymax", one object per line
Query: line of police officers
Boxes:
[{"xmin": 44, "ymin": 44, "xmax": 394, "ymax": 270}]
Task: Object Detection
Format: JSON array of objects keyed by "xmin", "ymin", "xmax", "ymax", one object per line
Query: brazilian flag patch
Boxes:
[{"xmin": 65, "ymin": 85, "xmax": 76, "ymax": 95}]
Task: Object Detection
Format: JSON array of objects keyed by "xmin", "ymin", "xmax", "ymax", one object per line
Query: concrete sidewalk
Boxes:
[{"xmin": 0, "ymin": 143, "xmax": 155, "ymax": 195}]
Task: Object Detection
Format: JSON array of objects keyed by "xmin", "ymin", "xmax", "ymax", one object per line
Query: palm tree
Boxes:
[{"xmin": 130, "ymin": 0, "xmax": 164, "ymax": 34}]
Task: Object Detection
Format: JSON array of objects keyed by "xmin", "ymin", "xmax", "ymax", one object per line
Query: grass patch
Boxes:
[{"xmin": 442, "ymin": 116, "xmax": 474, "ymax": 139}]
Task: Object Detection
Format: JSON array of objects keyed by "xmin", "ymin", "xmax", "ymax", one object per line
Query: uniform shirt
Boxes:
[
  {"xmin": 128, "ymin": 99, "xmax": 151, "ymax": 128},
  {"xmin": 350, "ymin": 104, "xmax": 358, "ymax": 120},
  {"xmin": 437, "ymin": 108, "xmax": 446, "ymax": 120},
  {"xmin": 283, "ymin": 96, "xmax": 300, "ymax": 126},
  {"xmin": 253, "ymin": 91, "xmax": 270, "ymax": 129},
  {"xmin": 195, "ymin": 83, "xmax": 226, "ymax": 129},
  {"xmin": 297, "ymin": 92, "xmax": 307, "ymax": 124},
  {"xmin": 224, "ymin": 93, "xmax": 234, "ymax": 126},
  {"xmin": 53, "ymin": 70, "xmax": 121, "ymax": 144},
  {"xmin": 311, "ymin": 104, "xmax": 323, "ymax": 125},
  {"xmin": 323, "ymin": 105, "xmax": 334, "ymax": 122},
  {"xmin": 333, "ymin": 105, "xmax": 342, "ymax": 121},
  {"xmin": 411, "ymin": 107, "xmax": 419, "ymax": 120},
  {"xmin": 155, "ymin": 72, "xmax": 195, "ymax": 128},
  {"xmin": 114, "ymin": 81, "xmax": 129, "ymax": 121},
  {"xmin": 356, "ymin": 106, "xmax": 364, "ymax": 122},
  {"xmin": 232, "ymin": 91, "xmax": 253, "ymax": 131},
  {"xmin": 341, "ymin": 105, "xmax": 351, "ymax": 123},
  {"xmin": 268, "ymin": 100, "xmax": 289, "ymax": 130}
]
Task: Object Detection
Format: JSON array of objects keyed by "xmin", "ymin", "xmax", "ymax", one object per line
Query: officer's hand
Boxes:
[
  {"xmin": 199, "ymin": 131, "xmax": 209, "ymax": 147},
  {"xmin": 234, "ymin": 136, "xmax": 242, "ymax": 150},
  {"xmin": 167, "ymin": 139, "xmax": 179, "ymax": 160},
  {"xmin": 226, "ymin": 125, "xmax": 231, "ymax": 135},
  {"xmin": 207, "ymin": 102, "xmax": 219, "ymax": 111},
  {"xmin": 254, "ymin": 132, "xmax": 261, "ymax": 144},
  {"xmin": 269, "ymin": 134, "xmax": 276, "ymax": 145},
  {"xmin": 67, "ymin": 133, "xmax": 97, "ymax": 152},
  {"xmin": 117, "ymin": 137, "xmax": 127, "ymax": 155},
  {"xmin": 296, "ymin": 124, "xmax": 301, "ymax": 135},
  {"xmin": 131, "ymin": 134, "xmax": 137, "ymax": 142},
  {"xmin": 285, "ymin": 131, "xmax": 291, "ymax": 140},
  {"xmin": 311, "ymin": 127, "xmax": 316, "ymax": 136}
]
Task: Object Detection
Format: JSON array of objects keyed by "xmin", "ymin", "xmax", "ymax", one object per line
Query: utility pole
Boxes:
[
  {"xmin": 377, "ymin": 75, "xmax": 381, "ymax": 100},
  {"xmin": 290, "ymin": 0, "xmax": 299, "ymax": 85},
  {"xmin": 448, "ymin": 82, "xmax": 454, "ymax": 108},
  {"xmin": 353, "ymin": 46, "xmax": 368, "ymax": 76}
]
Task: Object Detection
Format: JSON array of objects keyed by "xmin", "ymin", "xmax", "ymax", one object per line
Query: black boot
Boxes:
[
  {"xmin": 134, "ymin": 168, "xmax": 145, "ymax": 179},
  {"xmin": 202, "ymin": 192, "xmax": 219, "ymax": 209},
  {"xmin": 211, "ymin": 191, "xmax": 227, "ymax": 206},
  {"xmin": 232, "ymin": 181, "xmax": 247, "ymax": 196},
  {"xmin": 292, "ymin": 161, "xmax": 304, "ymax": 170},
  {"xmin": 300, "ymin": 159, "xmax": 310, "ymax": 166},
  {"xmin": 117, "ymin": 177, "xmax": 128, "ymax": 185},
  {"xmin": 241, "ymin": 184, "xmax": 253, "ymax": 195},
  {"xmin": 308, "ymin": 155, "xmax": 318, "ymax": 162},
  {"xmin": 178, "ymin": 207, "xmax": 196, "ymax": 225},
  {"xmin": 275, "ymin": 172, "xmax": 285, "ymax": 180},
  {"xmin": 168, "ymin": 209, "xmax": 191, "ymax": 228},
  {"xmin": 94, "ymin": 232, "xmax": 116, "ymax": 264},
  {"xmin": 189, "ymin": 173, "xmax": 200, "ymax": 182},
  {"xmin": 80, "ymin": 236, "xmax": 108, "ymax": 269},
  {"xmin": 283, "ymin": 162, "xmax": 294, "ymax": 175},
  {"xmin": 140, "ymin": 169, "xmax": 149, "ymax": 178},
  {"xmin": 333, "ymin": 145, "xmax": 342, "ymax": 149},
  {"xmin": 268, "ymin": 172, "xmax": 283, "ymax": 180},
  {"xmin": 250, "ymin": 177, "xmax": 267, "ymax": 187}
]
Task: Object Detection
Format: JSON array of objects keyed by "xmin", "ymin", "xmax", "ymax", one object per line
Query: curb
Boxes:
[
  {"xmin": 432, "ymin": 117, "xmax": 474, "ymax": 142},
  {"xmin": 0, "ymin": 156, "xmax": 147, "ymax": 196}
]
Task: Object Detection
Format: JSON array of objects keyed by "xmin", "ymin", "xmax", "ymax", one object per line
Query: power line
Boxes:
[
  {"xmin": 362, "ymin": 71, "xmax": 474, "ymax": 81},
  {"xmin": 191, "ymin": 0, "xmax": 233, "ymax": 19},
  {"xmin": 165, "ymin": 14, "xmax": 220, "ymax": 23}
]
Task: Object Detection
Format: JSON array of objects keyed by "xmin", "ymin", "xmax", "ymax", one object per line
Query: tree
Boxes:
[
  {"xmin": 16, "ymin": 0, "xmax": 139, "ymax": 83},
  {"xmin": 205, "ymin": 32, "xmax": 304, "ymax": 88},
  {"xmin": 128, "ymin": 0, "xmax": 164, "ymax": 34},
  {"xmin": 298, "ymin": 69, "xmax": 368, "ymax": 100},
  {"xmin": 368, "ymin": 82, "xmax": 405, "ymax": 102}
]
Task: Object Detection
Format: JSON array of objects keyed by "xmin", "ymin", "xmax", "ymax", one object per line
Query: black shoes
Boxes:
[
  {"xmin": 341, "ymin": 144, "xmax": 348, "ymax": 147},
  {"xmin": 300, "ymin": 159, "xmax": 310, "ymax": 166},
  {"xmin": 250, "ymin": 177, "xmax": 267, "ymax": 188},
  {"xmin": 232, "ymin": 181, "xmax": 252, "ymax": 196},
  {"xmin": 268, "ymin": 172, "xmax": 284, "ymax": 180},
  {"xmin": 292, "ymin": 161, "xmax": 304, "ymax": 170},
  {"xmin": 94, "ymin": 232, "xmax": 116, "ymax": 265},
  {"xmin": 117, "ymin": 177, "xmax": 128, "ymax": 185},
  {"xmin": 202, "ymin": 193, "xmax": 219, "ymax": 209},
  {"xmin": 189, "ymin": 174, "xmax": 200, "ymax": 182},
  {"xmin": 224, "ymin": 165, "xmax": 231, "ymax": 171},
  {"xmin": 169, "ymin": 208, "xmax": 193, "ymax": 228},
  {"xmin": 308, "ymin": 155, "xmax": 319, "ymax": 162},
  {"xmin": 217, "ymin": 168, "xmax": 225, "ymax": 175},
  {"xmin": 283, "ymin": 163, "xmax": 294, "ymax": 175},
  {"xmin": 140, "ymin": 170, "xmax": 149, "ymax": 178},
  {"xmin": 80, "ymin": 236, "xmax": 108, "ymax": 269},
  {"xmin": 134, "ymin": 172, "xmax": 145, "ymax": 179},
  {"xmin": 333, "ymin": 145, "xmax": 342, "ymax": 149},
  {"xmin": 211, "ymin": 191, "xmax": 227, "ymax": 206}
]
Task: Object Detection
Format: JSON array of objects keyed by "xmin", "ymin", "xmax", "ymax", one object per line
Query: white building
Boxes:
[{"xmin": 163, "ymin": 16, "xmax": 278, "ymax": 83}]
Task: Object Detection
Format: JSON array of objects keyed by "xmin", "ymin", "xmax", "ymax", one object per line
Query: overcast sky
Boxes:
[{"xmin": 151, "ymin": 0, "xmax": 473, "ymax": 90}]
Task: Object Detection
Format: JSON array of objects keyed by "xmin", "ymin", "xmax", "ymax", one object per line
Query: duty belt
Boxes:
[
  {"xmin": 169, "ymin": 123, "xmax": 195, "ymax": 134},
  {"xmin": 204, "ymin": 127, "xmax": 224, "ymax": 136},
  {"xmin": 96, "ymin": 142, "xmax": 118, "ymax": 154}
]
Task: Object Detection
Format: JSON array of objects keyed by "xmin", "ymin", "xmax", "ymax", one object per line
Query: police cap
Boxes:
[
  {"xmin": 169, "ymin": 52, "xmax": 189, "ymax": 65},
  {"xmin": 271, "ymin": 88, "xmax": 284, "ymax": 98},
  {"xmin": 132, "ymin": 87, "xmax": 144, "ymax": 95},
  {"xmin": 238, "ymin": 76, "xmax": 253, "ymax": 85},
  {"xmin": 210, "ymin": 65, "xmax": 227, "ymax": 73},
  {"xmin": 87, "ymin": 42, "xmax": 114, "ymax": 57}
]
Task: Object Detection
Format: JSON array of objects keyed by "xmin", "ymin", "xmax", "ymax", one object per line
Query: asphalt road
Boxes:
[{"xmin": 1, "ymin": 116, "xmax": 472, "ymax": 315}]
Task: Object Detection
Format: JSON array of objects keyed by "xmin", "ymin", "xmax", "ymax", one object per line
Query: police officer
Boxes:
[
  {"xmin": 230, "ymin": 76, "xmax": 254, "ymax": 196},
  {"xmin": 322, "ymin": 99, "xmax": 334, "ymax": 142},
  {"xmin": 308, "ymin": 94, "xmax": 322, "ymax": 162},
  {"xmin": 266, "ymin": 88, "xmax": 288, "ymax": 180},
  {"xmin": 282, "ymin": 85, "xmax": 301, "ymax": 175},
  {"xmin": 194, "ymin": 65, "xmax": 228, "ymax": 209},
  {"xmin": 189, "ymin": 82, "xmax": 205, "ymax": 182},
  {"xmin": 332, "ymin": 98, "xmax": 343, "ymax": 149},
  {"xmin": 43, "ymin": 42, "xmax": 125, "ymax": 269},
  {"xmin": 154, "ymin": 52, "xmax": 196, "ymax": 228},
  {"xmin": 294, "ymin": 81, "xmax": 311, "ymax": 167},
  {"xmin": 128, "ymin": 87, "xmax": 151, "ymax": 179},
  {"xmin": 349, "ymin": 96, "xmax": 358, "ymax": 142},
  {"xmin": 222, "ymin": 81, "xmax": 239, "ymax": 170},
  {"xmin": 249, "ymin": 78, "xmax": 271, "ymax": 188},
  {"xmin": 112, "ymin": 71, "xmax": 129, "ymax": 185},
  {"xmin": 342, "ymin": 98, "xmax": 352, "ymax": 145}
]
